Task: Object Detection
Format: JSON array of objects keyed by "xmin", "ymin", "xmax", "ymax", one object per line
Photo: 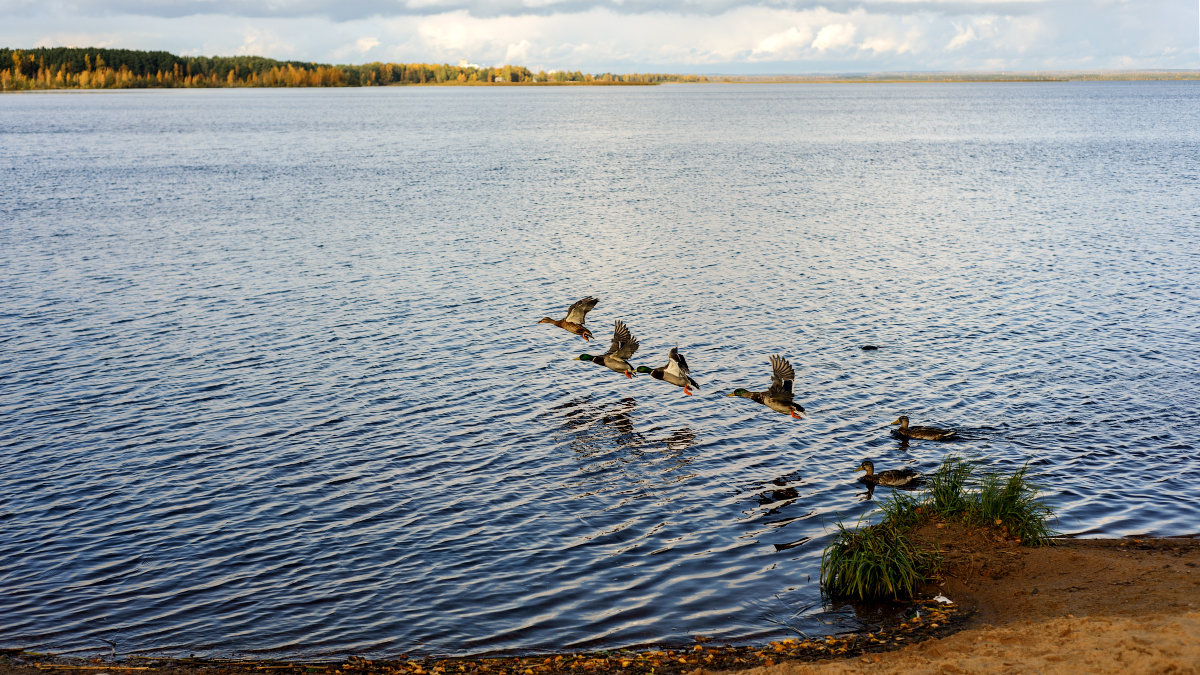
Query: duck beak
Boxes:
[{"xmin": 855, "ymin": 466, "xmax": 865, "ymax": 472}]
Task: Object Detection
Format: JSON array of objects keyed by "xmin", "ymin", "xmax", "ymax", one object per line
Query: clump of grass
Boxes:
[
  {"xmin": 875, "ymin": 489, "xmax": 924, "ymax": 531},
  {"xmin": 820, "ymin": 518, "xmax": 942, "ymax": 601},
  {"xmin": 970, "ymin": 463, "xmax": 1056, "ymax": 546},
  {"xmin": 925, "ymin": 455, "xmax": 975, "ymax": 518},
  {"xmin": 821, "ymin": 455, "xmax": 1056, "ymax": 601}
]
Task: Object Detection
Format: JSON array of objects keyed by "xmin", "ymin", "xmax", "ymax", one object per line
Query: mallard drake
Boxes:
[
  {"xmin": 726, "ymin": 354, "xmax": 805, "ymax": 419},
  {"xmin": 538, "ymin": 296, "xmax": 599, "ymax": 340},
  {"xmin": 856, "ymin": 460, "xmax": 921, "ymax": 487},
  {"xmin": 890, "ymin": 416, "xmax": 956, "ymax": 441},
  {"xmin": 574, "ymin": 320, "xmax": 640, "ymax": 378},
  {"xmin": 636, "ymin": 346, "xmax": 700, "ymax": 395}
]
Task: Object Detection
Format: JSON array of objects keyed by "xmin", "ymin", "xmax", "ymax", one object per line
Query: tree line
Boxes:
[{"xmin": 0, "ymin": 47, "xmax": 709, "ymax": 90}]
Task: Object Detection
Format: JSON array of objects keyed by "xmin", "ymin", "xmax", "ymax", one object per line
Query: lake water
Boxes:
[{"xmin": 2, "ymin": 82, "xmax": 1199, "ymax": 660}]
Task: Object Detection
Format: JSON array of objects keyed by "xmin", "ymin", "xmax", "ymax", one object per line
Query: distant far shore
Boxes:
[
  {"xmin": 3, "ymin": 47, "xmax": 1200, "ymax": 92},
  {"xmin": 2, "ymin": 532, "xmax": 1197, "ymax": 675},
  {"xmin": 719, "ymin": 71, "xmax": 1200, "ymax": 83}
]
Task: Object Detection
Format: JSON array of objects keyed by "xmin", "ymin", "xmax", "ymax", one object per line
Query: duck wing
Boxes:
[
  {"xmin": 766, "ymin": 355, "xmax": 795, "ymax": 399},
  {"xmin": 666, "ymin": 346, "xmax": 700, "ymax": 390},
  {"xmin": 907, "ymin": 422, "xmax": 955, "ymax": 439},
  {"xmin": 877, "ymin": 469, "xmax": 922, "ymax": 486},
  {"xmin": 564, "ymin": 296, "xmax": 599, "ymax": 324},
  {"xmin": 665, "ymin": 346, "xmax": 690, "ymax": 377},
  {"xmin": 606, "ymin": 320, "xmax": 640, "ymax": 359}
]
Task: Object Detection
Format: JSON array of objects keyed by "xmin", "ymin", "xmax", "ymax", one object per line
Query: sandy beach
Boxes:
[{"xmin": 727, "ymin": 530, "xmax": 1200, "ymax": 675}]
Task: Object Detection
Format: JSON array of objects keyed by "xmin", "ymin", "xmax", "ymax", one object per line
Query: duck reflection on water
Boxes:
[
  {"xmin": 756, "ymin": 474, "xmax": 802, "ymax": 506},
  {"xmin": 662, "ymin": 427, "xmax": 696, "ymax": 453},
  {"xmin": 550, "ymin": 395, "xmax": 698, "ymax": 459}
]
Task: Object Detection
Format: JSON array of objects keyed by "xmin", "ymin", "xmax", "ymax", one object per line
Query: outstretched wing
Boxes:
[
  {"xmin": 607, "ymin": 320, "xmax": 640, "ymax": 359},
  {"xmin": 666, "ymin": 346, "xmax": 698, "ymax": 389},
  {"xmin": 665, "ymin": 346, "xmax": 688, "ymax": 376},
  {"xmin": 564, "ymin": 296, "xmax": 599, "ymax": 324},
  {"xmin": 766, "ymin": 354, "xmax": 795, "ymax": 399}
]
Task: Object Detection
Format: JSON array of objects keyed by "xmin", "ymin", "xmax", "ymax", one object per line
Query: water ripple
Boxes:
[{"xmin": 2, "ymin": 83, "xmax": 1199, "ymax": 659}]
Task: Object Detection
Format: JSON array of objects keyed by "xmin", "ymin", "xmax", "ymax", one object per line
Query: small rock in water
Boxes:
[{"xmin": 861, "ymin": 345, "xmax": 879, "ymax": 350}]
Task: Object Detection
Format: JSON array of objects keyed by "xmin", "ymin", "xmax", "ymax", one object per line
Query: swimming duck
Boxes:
[
  {"xmin": 890, "ymin": 416, "xmax": 956, "ymax": 441},
  {"xmin": 574, "ymin": 320, "xmax": 640, "ymax": 378},
  {"xmin": 726, "ymin": 355, "xmax": 805, "ymax": 419},
  {"xmin": 636, "ymin": 346, "xmax": 700, "ymax": 395},
  {"xmin": 538, "ymin": 296, "xmax": 599, "ymax": 340},
  {"xmin": 856, "ymin": 460, "xmax": 922, "ymax": 487}
]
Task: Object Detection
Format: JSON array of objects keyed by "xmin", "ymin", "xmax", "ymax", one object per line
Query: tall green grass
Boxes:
[
  {"xmin": 925, "ymin": 455, "xmax": 975, "ymax": 516},
  {"xmin": 820, "ymin": 518, "xmax": 941, "ymax": 600},
  {"xmin": 969, "ymin": 463, "xmax": 1056, "ymax": 546},
  {"xmin": 820, "ymin": 455, "xmax": 1056, "ymax": 601}
]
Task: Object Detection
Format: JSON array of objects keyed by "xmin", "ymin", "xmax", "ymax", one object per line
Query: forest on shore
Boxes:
[
  {"xmin": 4, "ymin": 47, "xmax": 1197, "ymax": 91},
  {"xmin": 0, "ymin": 47, "xmax": 707, "ymax": 90}
]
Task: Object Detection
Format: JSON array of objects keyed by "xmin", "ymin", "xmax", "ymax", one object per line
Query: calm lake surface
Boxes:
[{"xmin": 2, "ymin": 82, "xmax": 1199, "ymax": 659}]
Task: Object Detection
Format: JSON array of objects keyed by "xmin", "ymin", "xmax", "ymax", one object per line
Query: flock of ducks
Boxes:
[{"xmin": 538, "ymin": 297, "xmax": 958, "ymax": 497}]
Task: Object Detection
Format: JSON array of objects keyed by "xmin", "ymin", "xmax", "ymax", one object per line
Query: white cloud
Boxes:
[
  {"xmin": 504, "ymin": 39, "xmax": 532, "ymax": 63},
  {"xmin": 810, "ymin": 22, "xmax": 856, "ymax": 52},
  {"xmin": 751, "ymin": 25, "xmax": 814, "ymax": 59},
  {"xmin": 332, "ymin": 35, "xmax": 381, "ymax": 60},
  {"xmin": 946, "ymin": 22, "xmax": 978, "ymax": 50},
  {"xmin": 28, "ymin": 32, "xmax": 124, "ymax": 49},
  {"xmin": 233, "ymin": 27, "xmax": 295, "ymax": 57},
  {"xmin": 861, "ymin": 35, "xmax": 910, "ymax": 55}
]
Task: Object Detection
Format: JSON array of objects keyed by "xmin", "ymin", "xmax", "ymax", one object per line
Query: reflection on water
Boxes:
[
  {"xmin": 554, "ymin": 395, "xmax": 697, "ymax": 466},
  {"xmin": 2, "ymin": 83, "xmax": 1199, "ymax": 658}
]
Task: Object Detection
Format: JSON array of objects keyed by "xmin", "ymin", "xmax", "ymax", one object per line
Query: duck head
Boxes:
[{"xmin": 574, "ymin": 354, "xmax": 595, "ymax": 362}]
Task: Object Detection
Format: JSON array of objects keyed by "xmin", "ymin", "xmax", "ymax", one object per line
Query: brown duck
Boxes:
[
  {"xmin": 855, "ymin": 460, "xmax": 922, "ymax": 487},
  {"xmin": 890, "ymin": 416, "xmax": 956, "ymax": 441},
  {"xmin": 538, "ymin": 296, "xmax": 599, "ymax": 340}
]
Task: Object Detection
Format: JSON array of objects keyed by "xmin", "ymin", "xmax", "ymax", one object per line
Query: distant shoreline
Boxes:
[
  {"xmin": 4, "ymin": 47, "xmax": 1200, "ymax": 91},
  {"xmin": 5, "ymin": 75, "xmax": 1199, "ymax": 94},
  {"xmin": 710, "ymin": 70, "xmax": 1200, "ymax": 83}
]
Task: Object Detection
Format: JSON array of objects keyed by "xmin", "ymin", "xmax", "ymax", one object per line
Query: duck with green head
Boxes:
[
  {"xmin": 538, "ymin": 296, "xmax": 599, "ymax": 341},
  {"xmin": 889, "ymin": 416, "xmax": 956, "ymax": 441},
  {"xmin": 575, "ymin": 319, "xmax": 640, "ymax": 378},
  {"xmin": 636, "ymin": 346, "xmax": 700, "ymax": 395},
  {"xmin": 726, "ymin": 355, "xmax": 805, "ymax": 419}
]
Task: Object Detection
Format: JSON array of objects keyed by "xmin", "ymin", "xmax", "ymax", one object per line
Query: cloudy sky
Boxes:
[{"xmin": 2, "ymin": 0, "xmax": 1197, "ymax": 74}]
